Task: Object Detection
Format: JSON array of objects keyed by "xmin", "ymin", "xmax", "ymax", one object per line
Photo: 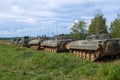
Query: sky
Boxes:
[{"xmin": 0, "ymin": 0, "xmax": 120, "ymax": 37}]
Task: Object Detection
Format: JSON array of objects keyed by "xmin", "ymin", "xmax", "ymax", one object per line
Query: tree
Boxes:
[
  {"xmin": 24, "ymin": 36, "xmax": 29, "ymax": 39},
  {"xmin": 109, "ymin": 14, "xmax": 120, "ymax": 38},
  {"xmin": 70, "ymin": 20, "xmax": 87, "ymax": 40},
  {"xmin": 89, "ymin": 10, "xmax": 107, "ymax": 34}
]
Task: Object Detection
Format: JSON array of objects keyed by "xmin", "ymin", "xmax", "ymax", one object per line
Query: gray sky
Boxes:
[{"xmin": 0, "ymin": 0, "xmax": 120, "ymax": 37}]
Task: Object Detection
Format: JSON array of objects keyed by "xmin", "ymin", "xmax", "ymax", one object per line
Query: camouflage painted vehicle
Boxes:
[
  {"xmin": 66, "ymin": 31, "xmax": 120, "ymax": 61},
  {"xmin": 20, "ymin": 36, "xmax": 31, "ymax": 47},
  {"xmin": 12, "ymin": 36, "xmax": 31, "ymax": 47},
  {"xmin": 12, "ymin": 38, "xmax": 21, "ymax": 46},
  {"xmin": 20, "ymin": 38, "xmax": 31, "ymax": 47},
  {"xmin": 28, "ymin": 37, "xmax": 48, "ymax": 50},
  {"xmin": 41, "ymin": 35, "xmax": 73, "ymax": 53},
  {"xmin": 12, "ymin": 38, "xmax": 17, "ymax": 45}
]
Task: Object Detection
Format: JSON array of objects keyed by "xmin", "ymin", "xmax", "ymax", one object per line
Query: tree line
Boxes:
[{"xmin": 70, "ymin": 10, "xmax": 120, "ymax": 40}]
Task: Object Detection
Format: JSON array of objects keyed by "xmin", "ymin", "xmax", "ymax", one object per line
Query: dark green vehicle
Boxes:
[
  {"xmin": 12, "ymin": 36, "xmax": 31, "ymax": 47},
  {"xmin": 41, "ymin": 35, "xmax": 73, "ymax": 53},
  {"xmin": 12, "ymin": 38, "xmax": 21, "ymax": 46},
  {"xmin": 28, "ymin": 37, "xmax": 48, "ymax": 50},
  {"xmin": 66, "ymin": 31, "xmax": 120, "ymax": 61}
]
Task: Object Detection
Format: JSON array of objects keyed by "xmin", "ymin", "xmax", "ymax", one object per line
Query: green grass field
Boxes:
[{"xmin": 0, "ymin": 44, "xmax": 120, "ymax": 80}]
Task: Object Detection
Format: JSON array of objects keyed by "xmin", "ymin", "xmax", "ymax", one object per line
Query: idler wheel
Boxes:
[
  {"xmin": 53, "ymin": 48, "xmax": 55, "ymax": 53},
  {"xmin": 82, "ymin": 52, "xmax": 86, "ymax": 59},
  {"xmin": 48, "ymin": 48, "xmax": 49, "ymax": 52},
  {"xmin": 53, "ymin": 49, "xmax": 54, "ymax": 53},
  {"xmin": 86, "ymin": 53, "xmax": 90, "ymax": 60},
  {"xmin": 52, "ymin": 48, "xmax": 54, "ymax": 53},
  {"xmin": 45, "ymin": 48, "xmax": 47, "ymax": 52},
  {"xmin": 52, "ymin": 48, "xmax": 53, "ymax": 53},
  {"xmin": 78, "ymin": 51, "xmax": 81, "ymax": 58},
  {"xmin": 90, "ymin": 53, "xmax": 96, "ymax": 61},
  {"xmin": 51, "ymin": 48, "xmax": 52, "ymax": 52},
  {"xmin": 76, "ymin": 51, "xmax": 79, "ymax": 58},
  {"xmin": 49, "ymin": 48, "xmax": 51, "ymax": 52},
  {"xmin": 90, "ymin": 51, "xmax": 100, "ymax": 62},
  {"xmin": 50, "ymin": 48, "xmax": 52, "ymax": 52},
  {"xmin": 79, "ymin": 52, "xmax": 82, "ymax": 58},
  {"xmin": 44, "ymin": 48, "xmax": 46, "ymax": 52},
  {"xmin": 75, "ymin": 51, "xmax": 77, "ymax": 56},
  {"xmin": 73, "ymin": 50, "xmax": 76, "ymax": 55},
  {"xmin": 46, "ymin": 48, "xmax": 47, "ymax": 52},
  {"xmin": 55, "ymin": 48, "xmax": 57, "ymax": 53}
]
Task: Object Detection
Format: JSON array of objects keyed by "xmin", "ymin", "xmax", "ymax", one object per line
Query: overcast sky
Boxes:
[{"xmin": 0, "ymin": 0, "xmax": 120, "ymax": 37}]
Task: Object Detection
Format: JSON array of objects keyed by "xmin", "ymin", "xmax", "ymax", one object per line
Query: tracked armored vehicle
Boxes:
[
  {"xmin": 12, "ymin": 38, "xmax": 21, "ymax": 46},
  {"xmin": 28, "ymin": 37, "xmax": 48, "ymax": 50},
  {"xmin": 41, "ymin": 35, "xmax": 73, "ymax": 53},
  {"xmin": 12, "ymin": 36, "xmax": 30, "ymax": 47},
  {"xmin": 17, "ymin": 36, "xmax": 31, "ymax": 47},
  {"xmin": 20, "ymin": 38, "xmax": 31, "ymax": 47},
  {"xmin": 66, "ymin": 31, "xmax": 120, "ymax": 61},
  {"xmin": 28, "ymin": 39, "xmax": 41, "ymax": 50},
  {"xmin": 12, "ymin": 38, "xmax": 17, "ymax": 45}
]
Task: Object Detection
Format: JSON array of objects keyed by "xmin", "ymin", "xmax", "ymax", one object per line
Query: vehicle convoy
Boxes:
[
  {"xmin": 28, "ymin": 37, "xmax": 48, "ymax": 50},
  {"xmin": 66, "ymin": 31, "xmax": 120, "ymax": 61},
  {"xmin": 41, "ymin": 35, "xmax": 73, "ymax": 53}
]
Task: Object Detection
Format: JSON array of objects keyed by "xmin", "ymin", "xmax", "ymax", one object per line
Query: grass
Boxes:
[{"xmin": 0, "ymin": 44, "xmax": 120, "ymax": 80}]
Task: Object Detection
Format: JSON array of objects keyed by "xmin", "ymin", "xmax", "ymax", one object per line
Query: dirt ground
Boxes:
[{"xmin": 0, "ymin": 40, "xmax": 12, "ymax": 45}]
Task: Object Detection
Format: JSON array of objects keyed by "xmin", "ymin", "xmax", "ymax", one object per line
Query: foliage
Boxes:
[
  {"xmin": 0, "ymin": 44, "xmax": 120, "ymax": 80},
  {"xmin": 109, "ymin": 14, "xmax": 120, "ymax": 38},
  {"xmin": 70, "ymin": 20, "xmax": 87, "ymax": 40},
  {"xmin": 89, "ymin": 10, "xmax": 108, "ymax": 34},
  {"xmin": 24, "ymin": 36, "xmax": 29, "ymax": 39}
]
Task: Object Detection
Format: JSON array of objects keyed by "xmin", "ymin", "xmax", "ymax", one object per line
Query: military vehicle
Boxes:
[
  {"xmin": 66, "ymin": 30, "xmax": 120, "ymax": 61},
  {"xmin": 12, "ymin": 38, "xmax": 21, "ymax": 46},
  {"xmin": 41, "ymin": 34, "xmax": 73, "ymax": 53},
  {"xmin": 12, "ymin": 38, "xmax": 17, "ymax": 45},
  {"xmin": 12, "ymin": 36, "xmax": 31, "ymax": 47},
  {"xmin": 21, "ymin": 36, "xmax": 31, "ymax": 47},
  {"xmin": 28, "ymin": 37, "xmax": 48, "ymax": 50}
]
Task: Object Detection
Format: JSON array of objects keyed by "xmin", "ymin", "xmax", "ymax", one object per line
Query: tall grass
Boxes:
[{"xmin": 0, "ymin": 44, "xmax": 120, "ymax": 80}]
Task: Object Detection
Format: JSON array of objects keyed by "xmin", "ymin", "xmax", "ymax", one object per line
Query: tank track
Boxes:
[
  {"xmin": 69, "ymin": 49, "xmax": 102, "ymax": 62},
  {"xmin": 70, "ymin": 49, "xmax": 120, "ymax": 62},
  {"xmin": 44, "ymin": 47, "xmax": 58, "ymax": 53}
]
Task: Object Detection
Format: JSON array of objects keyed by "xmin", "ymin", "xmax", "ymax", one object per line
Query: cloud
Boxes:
[
  {"xmin": 0, "ymin": 0, "xmax": 120, "ymax": 37},
  {"xmin": 11, "ymin": 5, "xmax": 24, "ymax": 14},
  {"xmin": 17, "ymin": 17, "xmax": 37, "ymax": 24},
  {"xmin": 0, "ymin": 13, "xmax": 15, "ymax": 18}
]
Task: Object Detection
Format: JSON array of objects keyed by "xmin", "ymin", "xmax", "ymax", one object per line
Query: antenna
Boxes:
[
  {"xmin": 39, "ymin": 28, "xmax": 41, "ymax": 36},
  {"xmin": 56, "ymin": 20, "xmax": 58, "ymax": 36},
  {"xmin": 93, "ymin": 1, "xmax": 96, "ymax": 16},
  {"xmin": 118, "ymin": 14, "xmax": 120, "ymax": 29},
  {"xmin": 93, "ymin": 1, "xmax": 98, "ymax": 33},
  {"xmin": 62, "ymin": 25, "xmax": 64, "ymax": 34}
]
